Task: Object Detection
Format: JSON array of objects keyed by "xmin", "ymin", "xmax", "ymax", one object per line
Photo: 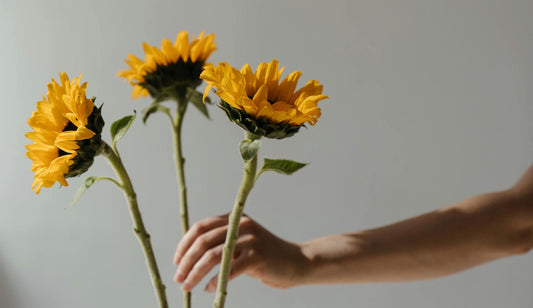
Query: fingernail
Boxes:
[{"xmin": 181, "ymin": 282, "xmax": 190, "ymax": 292}]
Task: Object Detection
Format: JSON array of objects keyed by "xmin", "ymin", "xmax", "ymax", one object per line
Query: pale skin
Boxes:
[{"xmin": 173, "ymin": 164, "xmax": 533, "ymax": 292}]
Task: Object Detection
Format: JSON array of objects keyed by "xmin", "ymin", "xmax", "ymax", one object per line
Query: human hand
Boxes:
[{"xmin": 173, "ymin": 213, "xmax": 308, "ymax": 292}]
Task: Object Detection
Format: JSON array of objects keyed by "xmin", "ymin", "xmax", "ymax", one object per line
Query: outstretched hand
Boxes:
[
  {"xmin": 173, "ymin": 164, "xmax": 533, "ymax": 292},
  {"xmin": 173, "ymin": 214, "xmax": 308, "ymax": 292}
]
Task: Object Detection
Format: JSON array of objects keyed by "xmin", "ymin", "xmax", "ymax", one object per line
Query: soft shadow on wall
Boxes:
[{"xmin": 0, "ymin": 258, "xmax": 22, "ymax": 308}]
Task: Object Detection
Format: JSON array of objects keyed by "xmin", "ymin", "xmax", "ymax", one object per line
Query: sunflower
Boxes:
[
  {"xmin": 26, "ymin": 73, "xmax": 104, "ymax": 194},
  {"xmin": 118, "ymin": 31, "xmax": 216, "ymax": 101},
  {"xmin": 200, "ymin": 59, "xmax": 328, "ymax": 139}
]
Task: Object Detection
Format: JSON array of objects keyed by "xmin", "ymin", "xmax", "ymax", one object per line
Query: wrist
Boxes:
[
  {"xmin": 292, "ymin": 240, "xmax": 315, "ymax": 287},
  {"xmin": 294, "ymin": 234, "xmax": 362, "ymax": 286}
]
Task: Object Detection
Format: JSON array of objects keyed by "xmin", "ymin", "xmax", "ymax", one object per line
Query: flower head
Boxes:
[
  {"xmin": 118, "ymin": 31, "xmax": 216, "ymax": 101},
  {"xmin": 200, "ymin": 59, "xmax": 328, "ymax": 139},
  {"xmin": 26, "ymin": 73, "xmax": 104, "ymax": 194}
]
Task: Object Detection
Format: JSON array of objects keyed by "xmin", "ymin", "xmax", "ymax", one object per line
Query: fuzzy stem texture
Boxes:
[
  {"xmin": 102, "ymin": 142, "xmax": 168, "ymax": 308},
  {"xmin": 214, "ymin": 132, "xmax": 260, "ymax": 308},
  {"xmin": 172, "ymin": 95, "xmax": 192, "ymax": 308}
]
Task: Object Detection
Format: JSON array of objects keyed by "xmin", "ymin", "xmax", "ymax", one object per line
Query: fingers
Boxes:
[
  {"xmin": 179, "ymin": 234, "xmax": 256, "ymax": 292},
  {"xmin": 174, "ymin": 214, "xmax": 260, "ymax": 292},
  {"xmin": 174, "ymin": 224, "xmax": 229, "ymax": 283},
  {"xmin": 204, "ymin": 249, "xmax": 258, "ymax": 293},
  {"xmin": 174, "ymin": 214, "xmax": 229, "ymax": 264}
]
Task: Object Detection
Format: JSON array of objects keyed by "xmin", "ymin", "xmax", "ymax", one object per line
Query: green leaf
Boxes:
[
  {"xmin": 68, "ymin": 177, "xmax": 99, "ymax": 208},
  {"xmin": 239, "ymin": 139, "xmax": 262, "ymax": 162},
  {"xmin": 110, "ymin": 112, "xmax": 136, "ymax": 147},
  {"xmin": 67, "ymin": 176, "xmax": 121, "ymax": 209},
  {"xmin": 187, "ymin": 87, "xmax": 210, "ymax": 119},
  {"xmin": 142, "ymin": 103, "xmax": 170, "ymax": 124},
  {"xmin": 258, "ymin": 158, "xmax": 307, "ymax": 176}
]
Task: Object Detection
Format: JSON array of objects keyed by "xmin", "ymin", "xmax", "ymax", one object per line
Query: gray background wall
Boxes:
[{"xmin": 2, "ymin": 0, "xmax": 532, "ymax": 307}]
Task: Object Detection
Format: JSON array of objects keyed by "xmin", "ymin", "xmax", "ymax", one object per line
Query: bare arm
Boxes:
[{"xmin": 173, "ymin": 164, "xmax": 533, "ymax": 291}]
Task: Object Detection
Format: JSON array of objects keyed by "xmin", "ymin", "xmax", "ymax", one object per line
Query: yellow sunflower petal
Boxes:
[
  {"xmin": 161, "ymin": 38, "xmax": 179, "ymax": 63},
  {"xmin": 25, "ymin": 130, "xmax": 56, "ymax": 145},
  {"xmin": 240, "ymin": 97, "xmax": 258, "ymax": 116},
  {"xmin": 26, "ymin": 148, "xmax": 57, "ymax": 165},
  {"xmin": 75, "ymin": 126, "xmax": 96, "ymax": 139},
  {"xmin": 264, "ymin": 59, "xmax": 280, "ymax": 96},
  {"xmin": 252, "ymin": 84, "xmax": 269, "ymax": 103},
  {"xmin": 118, "ymin": 31, "xmax": 216, "ymax": 100},
  {"xmin": 55, "ymin": 131, "xmax": 80, "ymax": 153},
  {"xmin": 203, "ymin": 84, "xmax": 212, "ymax": 102},
  {"xmin": 200, "ymin": 59, "xmax": 327, "ymax": 137},
  {"xmin": 240, "ymin": 64, "xmax": 257, "ymax": 97},
  {"xmin": 255, "ymin": 62, "xmax": 268, "ymax": 85},
  {"xmin": 201, "ymin": 34, "xmax": 217, "ymax": 59},
  {"xmin": 277, "ymin": 71, "xmax": 302, "ymax": 103},
  {"xmin": 26, "ymin": 73, "xmax": 102, "ymax": 193},
  {"xmin": 216, "ymin": 90, "xmax": 240, "ymax": 109},
  {"xmin": 176, "ymin": 31, "xmax": 191, "ymax": 61}
]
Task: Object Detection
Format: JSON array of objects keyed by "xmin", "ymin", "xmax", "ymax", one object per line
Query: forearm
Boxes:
[
  {"xmin": 297, "ymin": 185, "xmax": 533, "ymax": 285},
  {"xmin": 173, "ymin": 165, "xmax": 533, "ymax": 290}
]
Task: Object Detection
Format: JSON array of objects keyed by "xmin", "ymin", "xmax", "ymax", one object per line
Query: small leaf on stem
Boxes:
[
  {"xmin": 67, "ymin": 176, "xmax": 120, "ymax": 208},
  {"xmin": 110, "ymin": 112, "xmax": 136, "ymax": 148},
  {"xmin": 258, "ymin": 158, "xmax": 307, "ymax": 176},
  {"xmin": 187, "ymin": 87, "xmax": 210, "ymax": 119},
  {"xmin": 142, "ymin": 103, "xmax": 170, "ymax": 124},
  {"xmin": 239, "ymin": 139, "xmax": 262, "ymax": 162}
]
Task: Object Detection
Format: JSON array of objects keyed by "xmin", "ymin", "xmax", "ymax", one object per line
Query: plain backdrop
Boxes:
[{"xmin": 2, "ymin": 0, "xmax": 532, "ymax": 307}]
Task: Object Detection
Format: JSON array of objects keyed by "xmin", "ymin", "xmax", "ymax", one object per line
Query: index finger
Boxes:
[{"xmin": 174, "ymin": 214, "xmax": 229, "ymax": 264}]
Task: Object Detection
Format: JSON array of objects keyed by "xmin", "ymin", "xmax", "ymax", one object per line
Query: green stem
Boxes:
[
  {"xmin": 102, "ymin": 142, "xmax": 168, "ymax": 308},
  {"xmin": 214, "ymin": 132, "xmax": 260, "ymax": 308},
  {"xmin": 172, "ymin": 96, "xmax": 191, "ymax": 308},
  {"xmin": 173, "ymin": 101, "xmax": 190, "ymax": 234}
]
